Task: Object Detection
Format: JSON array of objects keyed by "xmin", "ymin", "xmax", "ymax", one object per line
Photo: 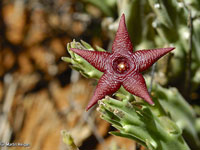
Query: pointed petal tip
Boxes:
[
  {"xmin": 163, "ymin": 47, "xmax": 175, "ymax": 54},
  {"xmin": 86, "ymin": 103, "xmax": 95, "ymax": 111},
  {"xmin": 145, "ymin": 97, "xmax": 155, "ymax": 106},
  {"xmin": 164, "ymin": 47, "xmax": 175, "ymax": 52},
  {"xmin": 70, "ymin": 48, "xmax": 79, "ymax": 52},
  {"xmin": 70, "ymin": 48, "xmax": 87, "ymax": 53},
  {"xmin": 121, "ymin": 13, "xmax": 125, "ymax": 18},
  {"xmin": 169, "ymin": 47, "xmax": 175, "ymax": 51},
  {"xmin": 117, "ymin": 13, "xmax": 126, "ymax": 28},
  {"xmin": 69, "ymin": 48, "xmax": 86, "ymax": 57},
  {"xmin": 119, "ymin": 13, "xmax": 125, "ymax": 23},
  {"xmin": 86, "ymin": 107, "xmax": 90, "ymax": 111},
  {"xmin": 86, "ymin": 97, "xmax": 99, "ymax": 111},
  {"xmin": 159, "ymin": 47, "xmax": 175, "ymax": 52},
  {"xmin": 149, "ymin": 101, "xmax": 155, "ymax": 106}
]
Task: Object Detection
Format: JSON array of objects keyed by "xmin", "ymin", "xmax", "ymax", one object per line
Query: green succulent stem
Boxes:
[{"xmin": 98, "ymin": 96, "xmax": 190, "ymax": 150}]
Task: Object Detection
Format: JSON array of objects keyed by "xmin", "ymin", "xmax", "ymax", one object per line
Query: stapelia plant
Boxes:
[
  {"xmin": 63, "ymin": 14, "xmax": 192, "ymax": 150},
  {"xmin": 69, "ymin": 14, "xmax": 174, "ymax": 110}
]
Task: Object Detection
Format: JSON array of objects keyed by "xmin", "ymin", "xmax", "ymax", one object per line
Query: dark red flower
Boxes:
[{"xmin": 70, "ymin": 14, "xmax": 175, "ymax": 110}]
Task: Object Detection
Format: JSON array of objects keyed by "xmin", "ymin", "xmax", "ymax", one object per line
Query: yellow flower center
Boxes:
[
  {"xmin": 113, "ymin": 57, "xmax": 130, "ymax": 74},
  {"xmin": 117, "ymin": 62, "xmax": 126, "ymax": 71}
]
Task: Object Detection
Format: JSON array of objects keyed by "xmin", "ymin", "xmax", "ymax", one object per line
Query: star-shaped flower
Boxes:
[{"xmin": 70, "ymin": 14, "xmax": 175, "ymax": 110}]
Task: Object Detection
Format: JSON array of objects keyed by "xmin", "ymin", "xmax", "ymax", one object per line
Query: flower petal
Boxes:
[
  {"xmin": 122, "ymin": 73, "xmax": 154, "ymax": 105},
  {"xmin": 86, "ymin": 73, "xmax": 121, "ymax": 110},
  {"xmin": 70, "ymin": 48, "xmax": 111, "ymax": 72},
  {"xmin": 134, "ymin": 47, "xmax": 175, "ymax": 72},
  {"xmin": 112, "ymin": 14, "xmax": 133, "ymax": 53}
]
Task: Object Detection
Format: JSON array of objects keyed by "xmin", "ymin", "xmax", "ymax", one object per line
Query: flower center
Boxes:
[{"xmin": 113, "ymin": 57, "xmax": 130, "ymax": 74}]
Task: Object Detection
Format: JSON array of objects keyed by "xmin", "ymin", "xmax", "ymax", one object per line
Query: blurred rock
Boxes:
[
  {"xmin": 18, "ymin": 53, "xmax": 34, "ymax": 74},
  {"xmin": 24, "ymin": 9, "xmax": 48, "ymax": 46},
  {"xmin": 3, "ymin": 2, "xmax": 26, "ymax": 44},
  {"xmin": 1, "ymin": 48, "xmax": 16, "ymax": 75}
]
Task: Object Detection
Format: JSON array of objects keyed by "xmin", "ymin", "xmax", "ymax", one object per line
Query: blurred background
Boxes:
[{"xmin": 0, "ymin": 0, "xmax": 200, "ymax": 150}]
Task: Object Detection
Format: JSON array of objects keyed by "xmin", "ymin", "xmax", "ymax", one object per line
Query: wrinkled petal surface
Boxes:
[
  {"xmin": 70, "ymin": 48, "xmax": 111, "ymax": 72},
  {"xmin": 134, "ymin": 47, "xmax": 175, "ymax": 72},
  {"xmin": 86, "ymin": 73, "xmax": 121, "ymax": 110},
  {"xmin": 122, "ymin": 73, "xmax": 154, "ymax": 105},
  {"xmin": 112, "ymin": 14, "xmax": 133, "ymax": 54}
]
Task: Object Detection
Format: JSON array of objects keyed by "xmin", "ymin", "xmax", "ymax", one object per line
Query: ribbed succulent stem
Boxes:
[{"xmin": 98, "ymin": 96, "xmax": 190, "ymax": 150}]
